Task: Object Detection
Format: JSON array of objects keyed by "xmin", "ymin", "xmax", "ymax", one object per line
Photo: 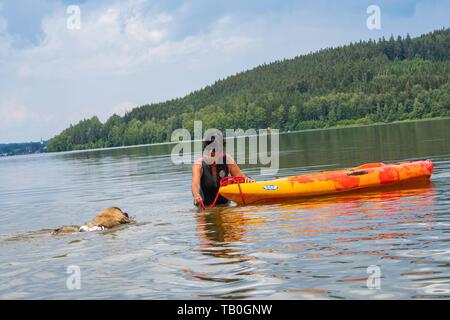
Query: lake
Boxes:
[{"xmin": 1, "ymin": 119, "xmax": 449, "ymax": 299}]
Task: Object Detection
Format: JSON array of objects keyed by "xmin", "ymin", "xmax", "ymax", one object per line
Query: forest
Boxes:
[
  {"xmin": 47, "ymin": 28, "xmax": 450, "ymax": 152},
  {"xmin": 0, "ymin": 141, "xmax": 47, "ymax": 156}
]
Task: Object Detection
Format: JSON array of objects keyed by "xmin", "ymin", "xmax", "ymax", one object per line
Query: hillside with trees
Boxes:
[
  {"xmin": 47, "ymin": 28, "xmax": 450, "ymax": 152},
  {"xmin": 0, "ymin": 141, "xmax": 47, "ymax": 156}
]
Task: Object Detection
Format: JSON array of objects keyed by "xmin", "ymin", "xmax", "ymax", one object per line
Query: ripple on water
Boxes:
[{"xmin": 1, "ymin": 121, "xmax": 450, "ymax": 299}]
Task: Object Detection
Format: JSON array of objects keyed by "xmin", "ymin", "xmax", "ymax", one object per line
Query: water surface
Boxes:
[{"xmin": 0, "ymin": 119, "xmax": 449, "ymax": 299}]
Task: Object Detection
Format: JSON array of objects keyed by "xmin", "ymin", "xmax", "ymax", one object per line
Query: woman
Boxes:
[{"xmin": 192, "ymin": 135, "xmax": 254, "ymax": 207}]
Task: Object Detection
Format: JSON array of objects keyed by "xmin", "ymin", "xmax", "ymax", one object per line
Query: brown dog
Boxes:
[{"xmin": 52, "ymin": 207, "xmax": 130, "ymax": 235}]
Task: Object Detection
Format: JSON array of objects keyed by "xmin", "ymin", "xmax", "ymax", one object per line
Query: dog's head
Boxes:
[
  {"xmin": 92, "ymin": 207, "xmax": 130, "ymax": 228},
  {"xmin": 111, "ymin": 207, "xmax": 130, "ymax": 224},
  {"xmin": 113, "ymin": 207, "xmax": 129, "ymax": 220}
]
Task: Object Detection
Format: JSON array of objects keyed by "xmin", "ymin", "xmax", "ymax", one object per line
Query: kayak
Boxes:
[{"xmin": 219, "ymin": 160, "xmax": 434, "ymax": 205}]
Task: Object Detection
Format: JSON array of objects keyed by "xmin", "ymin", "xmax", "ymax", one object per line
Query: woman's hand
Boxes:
[
  {"xmin": 193, "ymin": 194, "xmax": 203, "ymax": 207},
  {"xmin": 192, "ymin": 164, "xmax": 203, "ymax": 207},
  {"xmin": 227, "ymin": 159, "xmax": 255, "ymax": 184}
]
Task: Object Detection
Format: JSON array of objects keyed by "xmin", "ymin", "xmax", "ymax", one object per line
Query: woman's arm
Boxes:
[
  {"xmin": 192, "ymin": 163, "xmax": 203, "ymax": 206},
  {"xmin": 227, "ymin": 155, "xmax": 255, "ymax": 183}
]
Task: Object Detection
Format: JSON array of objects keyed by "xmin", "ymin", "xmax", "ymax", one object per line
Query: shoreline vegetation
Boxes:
[
  {"xmin": 40, "ymin": 28, "xmax": 450, "ymax": 152},
  {"xmin": 0, "ymin": 141, "xmax": 47, "ymax": 157},
  {"xmin": 50, "ymin": 116, "xmax": 450, "ymax": 155},
  {"xmin": 5, "ymin": 117, "xmax": 447, "ymax": 158}
]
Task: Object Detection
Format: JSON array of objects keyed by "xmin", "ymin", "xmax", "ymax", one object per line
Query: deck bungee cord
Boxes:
[{"xmin": 198, "ymin": 176, "xmax": 247, "ymax": 210}]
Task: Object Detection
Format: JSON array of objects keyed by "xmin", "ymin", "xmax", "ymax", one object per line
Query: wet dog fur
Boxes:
[{"xmin": 52, "ymin": 207, "xmax": 130, "ymax": 235}]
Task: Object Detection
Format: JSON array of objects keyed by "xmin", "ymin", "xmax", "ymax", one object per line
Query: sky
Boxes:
[{"xmin": 0, "ymin": 0, "xmax": 449, "ymax": 143}]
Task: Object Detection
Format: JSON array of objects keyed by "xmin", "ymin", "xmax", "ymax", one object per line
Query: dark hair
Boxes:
[{"xmin": 202, "ymin": 132, "xmax": 226, "ymax": 151}]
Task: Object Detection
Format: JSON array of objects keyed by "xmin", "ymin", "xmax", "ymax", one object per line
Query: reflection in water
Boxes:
[
  {"xmin": 197, "ymin": 208, "xmax": 247, "ymax": 244},
  {"xmin": 197, "ymin": 181, "xmax": 435, "ymax": 246},
  {"xmin": 192, "ymin": 181, "xmax": 440, "ymax": 299},
  {"xmin": 197, "ymin": 207, "xmax": 268, "ymax": 244},
  {"xmin": 278, "ymin": 181, "xmax": 435, "ymax": 237}
]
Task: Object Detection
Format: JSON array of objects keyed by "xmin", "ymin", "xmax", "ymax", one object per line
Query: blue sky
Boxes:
[{"xmin": 0, "ymin": 0, "xmax": 449, "ymax": 143}]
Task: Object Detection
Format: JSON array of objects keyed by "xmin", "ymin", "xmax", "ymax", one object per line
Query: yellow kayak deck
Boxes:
[{"xmin": 219, "ymin": 160, "xmax": 434, "ymax": 205}]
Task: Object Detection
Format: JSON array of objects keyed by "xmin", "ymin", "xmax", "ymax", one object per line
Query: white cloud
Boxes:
[
  {"xmin": 111, "ymin": 101, "xmax": 135, "ymax": 117},
  {"xmin": 0, "ymin": 101, "xmax": 33, "ymax": 124},
  {"xmin": 1, "ymin": 0, "xmax": 262, "ymax": 141},
  {"xmin": 0, "ymin": 0, "xmax": 449, "ymax": 142},
  {"xmin": 2, "ymin": 1, "xmax": 257, "ymax": 90},
  {"xmin": 1, "ymin": 2, "xmax": 175, "ymax": 80}
]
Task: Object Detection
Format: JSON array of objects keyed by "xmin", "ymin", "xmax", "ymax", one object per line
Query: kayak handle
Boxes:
[{"xmin": 347, "ymin": 170, "xmax": 369, "ymax": 176}]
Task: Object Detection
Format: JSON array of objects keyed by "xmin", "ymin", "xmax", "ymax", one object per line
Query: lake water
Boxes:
[{"xmin": 1, "ymin": 119, "xmax": 449, "ymax": 299}]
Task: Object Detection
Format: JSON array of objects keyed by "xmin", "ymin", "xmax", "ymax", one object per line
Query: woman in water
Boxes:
[{"xmin": 192, "ymin": 134, "xmax": 254, "ymax": 207}]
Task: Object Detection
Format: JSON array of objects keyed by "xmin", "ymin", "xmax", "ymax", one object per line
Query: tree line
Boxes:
[
  {"xmin": 47, "ymin": 28, "xmax": 450, "ymax": 152},
  {"xmin": 0, "ymin": 141, "xmax": 47, "ymax": 156}
]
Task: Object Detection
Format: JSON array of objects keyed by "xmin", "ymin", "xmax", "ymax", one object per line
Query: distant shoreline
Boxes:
[
  {"xmin": 3, "ymin": 116, "xmax": 448, "ymax": 159},
  {"xmin": 0, "ymin": 141, "xmax": 47, "ymax": 158},
  {"xmin": 280, "ymin": 116, "xmax": 450, "ymax": 136}
]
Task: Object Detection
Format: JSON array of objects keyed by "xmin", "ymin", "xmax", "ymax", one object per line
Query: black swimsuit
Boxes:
[{"xmin": 200, "ymin": 155, "xmax": 230, "ymax": 205}]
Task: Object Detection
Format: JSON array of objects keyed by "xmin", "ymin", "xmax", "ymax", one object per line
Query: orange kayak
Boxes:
[{"xmin": 219, "ymin": 160, "xmax": 434, "ymax": 205}]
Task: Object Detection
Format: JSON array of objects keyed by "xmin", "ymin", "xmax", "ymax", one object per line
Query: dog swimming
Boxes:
[{"xmin": 52, "ymin": 207, "xmax": 130, "ymax": 235}]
